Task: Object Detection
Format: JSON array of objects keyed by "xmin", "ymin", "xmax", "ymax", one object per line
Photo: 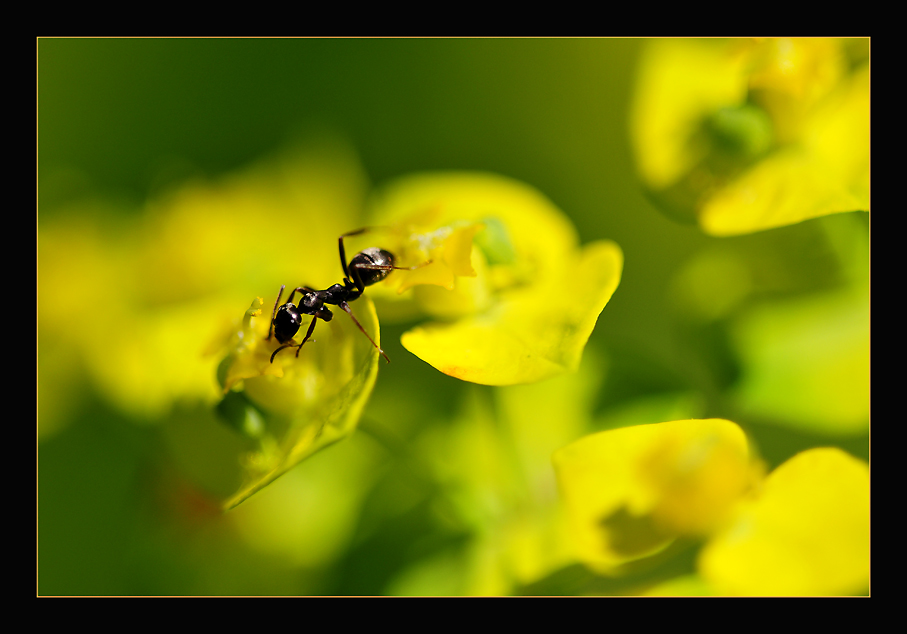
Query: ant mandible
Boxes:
[{"xmin": 267, "ymin": 228, "xmax": 425, "ymax": 364}]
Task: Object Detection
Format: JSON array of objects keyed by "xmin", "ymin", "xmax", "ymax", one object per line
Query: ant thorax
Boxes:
[{"xmin": 301, "ymin": 291, "xmax": 325, "ymax": 310}]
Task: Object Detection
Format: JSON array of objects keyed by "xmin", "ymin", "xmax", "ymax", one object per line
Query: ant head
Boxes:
[
  {"xmin": 351, "ymin": 247, "xmax": 396, "ymax": 287},
  {"xmin": 295, "ymin": 292, "xmax": 333, "ymax": 322}
]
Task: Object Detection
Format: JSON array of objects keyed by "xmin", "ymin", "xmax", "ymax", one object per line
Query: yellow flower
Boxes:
[
  {"xmin": 40, "ymin": 150, "xmax": 620, "ymax": 509},
  {"xmin": 554, "ymin": 420, "xmax": 869, "ymax": 595},
  {"xmin": 366, "ymin": 172, "xmax": 623, "ymax": 385},
  {"xmin": 552, "ymin": 419, "xmax": 762, "ymax": 573},
  {"xmin": 39, "ymin": 146, "xmax": 391, "ymax": 510},
  {"xmin": 630, "ymin": 38, "xmax": 868, "ymax": 236},
  {"xmin": 699, "ymin": 448, "xmax": 869, "ymax": 596},
  {"xmin": 38, "ymin": 146, "xmax": 368, "ymax": 439},
  {"xmin": 215, "ymin": 293, "xmax": 381, "ymax": 510}
]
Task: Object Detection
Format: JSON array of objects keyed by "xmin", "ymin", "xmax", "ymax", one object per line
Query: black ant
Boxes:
[{"xmin": 267, "ymin": 228, "xmax": 426, "ymax": 364}]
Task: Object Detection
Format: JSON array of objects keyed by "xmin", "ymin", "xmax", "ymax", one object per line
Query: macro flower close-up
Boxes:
[
  {"xmin": 38, "ymin": 38, "xmax": 869, "ymax": 597},
  {"xmin": 365, "ymin": 173, "xmax": 623, "ymax": 386},
  {"xmin": 206, "ymin": 170, "xmax": 622, "ymax": 508},
  {"xmin": 553, "ymin": 420, "xmax": 868, "ymax": 595}
]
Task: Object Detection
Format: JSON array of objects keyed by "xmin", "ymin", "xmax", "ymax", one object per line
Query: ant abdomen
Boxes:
[{"xmin": 273, "ymin": 303, "xmax": 303, "ymax": 344}]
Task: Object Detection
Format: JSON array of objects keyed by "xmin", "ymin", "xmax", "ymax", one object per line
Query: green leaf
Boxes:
[{"xmin": 728, "ymin": 287, "xmax": 869, "ymax": 436}]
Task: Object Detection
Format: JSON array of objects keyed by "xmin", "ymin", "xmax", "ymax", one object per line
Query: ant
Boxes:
[{"xmin": 267, "ymin": 228, "xmax": 426, "ymax": 364}]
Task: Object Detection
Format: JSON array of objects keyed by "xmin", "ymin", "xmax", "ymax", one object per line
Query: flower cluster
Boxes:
[
  {"xmin": 365, "ymin": 173, "xmax": 623, "ymax": 385},
  {"xmin": 631, "ymin": 38, "xmax": 869, "ymax": 235},
  {"xmin": 554, "ymin": 419, "xmax": 869, "ymax": 595},
  {"xmin": 212, "ymin": 171, "xmax": 623, "ymax": 507}
]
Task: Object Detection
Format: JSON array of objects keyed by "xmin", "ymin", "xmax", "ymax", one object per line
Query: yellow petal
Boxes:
[
  {"xmin": 698, "ymin": 145, "xmax": 867, "ymax": 236},
  {"xmin": 699, "ymin": 63, "xmax": 869, "ymax": 236},
  {"xmin": 442, "ymin": 223, "xmax": 481, "ymax": 276},
  {"xmin": 699, "ymin": 448, "xmax": 869, "ymax": 596},
  {"xmin": 630, "ymin": 38, "xmax": 749, "ymax": 190},
  {"xmin": 369, "ymin": 172, "xmax": 580, "ymax": 291},
  {"xmin": 631, "ymin": 38, "xmax": 869, "ymax": 236},
  {"xmin": 401, "ymin": 240, "xmax": 622, "ymax": 385},
  {"xmin": 410, "ymin": 245, "xmax": 492, "ymax": 319},
  {"xmin": 394, "ymin": 259, "xmax": 456, "ymax": 292},
  {"xmin": 553, "ymin": 419, "xmax": 757, "ymax": 573},
  {"xmin": 393, "ymin": 224, "xmax": 481, "ymax": 294}
]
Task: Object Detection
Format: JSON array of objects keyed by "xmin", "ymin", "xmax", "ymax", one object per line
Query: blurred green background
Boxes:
[{"xmin": 38, "ymin": 38, "xmax": 868, "ymax": 595}]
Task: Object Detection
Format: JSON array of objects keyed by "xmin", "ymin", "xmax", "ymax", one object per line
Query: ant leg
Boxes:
[
  {"xmin": 338, "ymin": 228, "xmax": 373, "ymax": 280},
  {"xmin": 267, "ymin": 285, "xmax": 286, "ymax": 341},
  {"xmin": 285, "ymin": 287, "xmax": 310, "ymax": 305},
  {"xmin": 295, "ymin": 316, "xmax": 319, "ymax": 357},
  {"xmin": 268, "ymin": 286, "xmax": 314, "ymax": 342},
  {"xmin": 339, "ymin": 301, "xmax": 390, "ymax": 363},
  {"xmin": 270, "ymin": 343, "xmax": 296, "ymax": 363},
  {"xmin": 269, "ymin": 317, "xmax": 319, "ymax": 363}
]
